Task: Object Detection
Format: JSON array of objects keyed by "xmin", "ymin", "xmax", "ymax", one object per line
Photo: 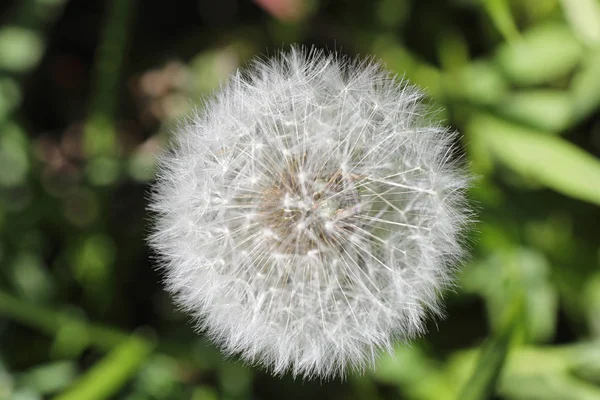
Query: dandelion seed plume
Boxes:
[{"xmin": 149, "ymin": 47, "xmax": 470, "ymax": 379}]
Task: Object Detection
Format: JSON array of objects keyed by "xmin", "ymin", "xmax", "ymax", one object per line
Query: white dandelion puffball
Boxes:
[{"xmin": 149, "ymin": 48, "xmax": 470, "ymax": 379}]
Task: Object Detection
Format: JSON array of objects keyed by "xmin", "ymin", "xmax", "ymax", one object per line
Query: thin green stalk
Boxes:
[
  {"xmin": 84, "ymin": 0, "xmax": 135, "ymax": 156},
  {"xmin": 457, "ymin": 294, "xmax": 523, "ymax": 400},
  {"xmin": 53, "ymin": 336, "xmax": 154, "ymax": 400}
]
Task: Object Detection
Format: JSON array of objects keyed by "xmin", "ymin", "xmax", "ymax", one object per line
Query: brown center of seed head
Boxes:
[{"xmin": 258, "ymin": 161, "xmax": 363, "ymax": 256}]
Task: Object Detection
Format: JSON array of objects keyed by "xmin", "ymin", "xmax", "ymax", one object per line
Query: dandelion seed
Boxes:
[{"xmin": 149, "ymin": 47, "xmax": 470, "ymax": 379}]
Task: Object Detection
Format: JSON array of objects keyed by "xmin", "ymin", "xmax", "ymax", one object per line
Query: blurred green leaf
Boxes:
[
  {"xmin": 449, "ymin": 60, "xmax": 508, "ymax": 106},
  {"xmin": 0, "ymin": 121, "xmax": 29, "ymax": 187},
  {"xmin": 468, "ymin": 113, "xmax": 600, "ymax": 206},
  {"xmin": 495, "ymin": 89, "xmax": 571, "ymax": 133},
  {"xmin": 133, "ymin": 355, "xmax": 179, "ymax": 398},
  {"xmin": 128, "ymin": 150, "xmax": 157, "ymax": 182},
  {"xmin": 449, "ymin": 342, "xmax": 600, "ymax": 400},
  {"xmin": 53, "ymin": 336, "xmax": 154, "ymax": 400},
  {"xmin": 481, "ymin": 0, "xmax": 520, "ymax": 41},
  {"xmin": 74, "ymin": 234, "xmax": 115, "ymax": 282},
  {"xmin": 373, "ymin": 37, "xmax": 444, "ymax": 99},
  {"xmin": 373, "ymin": 345, "xmax": 457, "ymax": 399},
  {"xmin": 501, "ymin": 373, "xmax": 600, "ymax": 400},
  {"xmin": 0, "ymin": 0, "xmax": 69, "ymax": 127},
  {"xmin": 85, "ymin": 156, "xmax": 120, "ymax": 186},
  {"xmin": 560, "ymin": 0, "xmax": 600, "ymax": 45},
  {"xmin": 495, "ymin": 22, "xmax": 582, "ymax": 85},
  {"xmin": 11, "ymin": 252, "xmax": 54, "ymax": 303},
  {"xmin": 18, "ymin": 361, "xmax": 76, "ymax": 395},
  {"xmin": 462, "ymin": 248, "xmax": 558, "ymax": 343},
  {"xmin": 518, "ymin": 0, "xmax": 559, "ymax": 23},
  {"xmin": 437, "ymin": 29, "xmax": 469, "ymax": 71},
  {"xmin": 10, "ymin": 388, "xmax": 40, "ymax": 400},
  {"xmin": 0, "ymin": 359, "xmax": 14, "ymax": 399},
  {"xmin": 583, "ymin": 273, "xmax": 600, "ymax": 337},
  {"xmin": 570, "ymin": 341, "xmax": 600, "ymax": 385},
  {"xmin": 190, "ymin": 47, "xmax": 241, "ymax": 95},
  {"xmin": 192, "ymin": 386, "xmax": 219, "ymax": 400},
  {"xmin": 570, "ymin": 49, "xmax": 600, "ymax": 123},
  {"xmin": 519, "ymin": 254, "xmax": 558, "ymax": 343},
  {"xmin": 0, "ymin": 27, "xmax": 44, "ymax": 73},
  {"xmin": 0, "ymin": 78, "xmax": 21, "ymax": 120},
  {"xmin": 70, "ymin": 233, "xmax": 116, "ymax": 310},
  {"xmin": 51, "ymin": 317, "xmax": 91, "ymax": 359}
]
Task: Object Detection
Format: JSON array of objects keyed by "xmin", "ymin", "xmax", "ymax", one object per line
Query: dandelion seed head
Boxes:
[{"xmin": 149, "ymin": 47, "xmax": 470, "ymax": 379}]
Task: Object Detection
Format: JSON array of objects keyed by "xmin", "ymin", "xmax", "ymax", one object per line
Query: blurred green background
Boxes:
[{"xmin": 1, "ymin": 0, "xmax": 599, "ymax": 399}]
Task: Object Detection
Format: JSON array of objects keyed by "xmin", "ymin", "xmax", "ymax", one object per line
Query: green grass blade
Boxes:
[
  {"xmin": 53, "ymin": 336, "xmax": 154, "ymax": 400},
  {"xmin": 457, "ymin": 295, "xmax": 522, "ymax": 400}
]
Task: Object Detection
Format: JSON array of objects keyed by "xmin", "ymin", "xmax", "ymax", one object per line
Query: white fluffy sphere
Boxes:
[{"xmin": 149, "ymin": 48, "xmax": 470, "ymax": 379}]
